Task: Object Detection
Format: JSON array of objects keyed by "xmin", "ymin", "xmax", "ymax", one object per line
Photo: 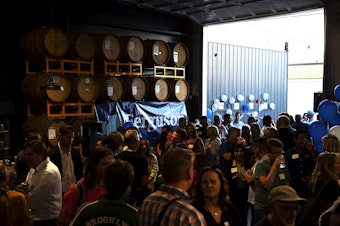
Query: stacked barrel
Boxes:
[
  {"xmin": 96, "ymin": 34, "xmax": 147, "ymax": 102},
  {"xmin": 19, "ymin": 27, "xmax": 190, "ymax": 145},
  {"xmin": 94, "ymin": 34, "xmax": 190, "ymax": 103},
  {"xmin": 20, "ymin": 27, "xmax": 98, "ymax": 147},
  {"xmin": 142, "ymin": 40, "xmax": 190, "ymax": 102}
]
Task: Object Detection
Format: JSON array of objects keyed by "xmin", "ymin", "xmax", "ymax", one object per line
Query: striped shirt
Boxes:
[{"xmin": 138, "ymin": 184, "xmax": 207, "ymax": 226}]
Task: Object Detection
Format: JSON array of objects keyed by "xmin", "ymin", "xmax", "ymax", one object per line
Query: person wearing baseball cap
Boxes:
[
  {"xmin": 255, "ymin": 185, "xmax": 305, "ymax": 226},
  {"xmin": 305, "ymin": 110, "xmax": 315, "ymax": 125}
]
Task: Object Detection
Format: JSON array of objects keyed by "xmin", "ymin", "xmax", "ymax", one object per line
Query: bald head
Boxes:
[{"xmin": 276, "ymin": 115, "xmax": 290, "ymax": 129}]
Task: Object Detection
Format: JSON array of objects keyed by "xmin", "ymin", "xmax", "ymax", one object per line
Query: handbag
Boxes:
[{"xmin": 297, "ymin": 180, "xmax": 332, "ymax": 226}]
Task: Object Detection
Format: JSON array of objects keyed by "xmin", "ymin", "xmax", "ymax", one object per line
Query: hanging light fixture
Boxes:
[{"xmin": 40, "ymin": 77, "xmax": 64, "ymax": 91}]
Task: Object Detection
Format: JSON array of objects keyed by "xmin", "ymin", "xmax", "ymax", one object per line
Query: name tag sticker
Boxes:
[
  {"xmin": 292, "ymin": 154, "xmax": 299, "ymax": 159},
  {"xmin": 231, "ymin": 167, "xmax": 238, "ymax": 173},
  {"xmin": 279, "ymin": 173, "xmax": 286, "ymax": 180}
]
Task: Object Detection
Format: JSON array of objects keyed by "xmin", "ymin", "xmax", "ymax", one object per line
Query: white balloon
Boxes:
[
  {"xmin": 226, "ymin": 109, "xmax": 232, "ymax": 115},
  {"xmin": 269, "ymin": 103, "xmax": 275, "ymax": 110},
  {"xmin": 212, "ymin": 103, "xmax": 218, "ymax": 112},
  {"xmin": 252, "ymin": 111, "xmax": 258, "ymax": 117},
  {"xmin": 263, "ymin": 92, "xmax": 269, "ymax": 100},
  {"xmin": 214, "ymin": 99, "xmax": 220, "ymax": 105},
  {"xmin": 221, "ymin": 95, "xmax": 228, "ymax": 102},
  {"xmin": 237, "ymin": 94, "xmax": 244, "ymax": 102},
  {"xmin": 229, "ymin": 97, "xmax": 235, "ymax": 104},
  {"xmin": 329, "ymin": 126, "xmax": 340, "ymax": 143},
  {"xmin": 258, "ymin": 104, "xmax": 264, "ymax": 112},
  {"xmin": 249, "ymin": 94, "xmax": 255, "ymax": 102}
]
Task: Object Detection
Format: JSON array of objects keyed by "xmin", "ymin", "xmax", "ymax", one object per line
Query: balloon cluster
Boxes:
[
  {"xmin": 309, "ymin": 84, "xmax": 340, "ymax": 153},
  {"xmin": 207, "ymin": 92, "xmax": 276, "ymax": 122}
]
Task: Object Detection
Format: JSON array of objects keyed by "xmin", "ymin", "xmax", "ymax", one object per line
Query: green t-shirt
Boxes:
[
  {"xmin": 70, "ymin": 195, "xmax": 138, "ymax": 226},
  {"xmin": 254, "ymin": 159, "xmax": 291, "ymax": 210}
]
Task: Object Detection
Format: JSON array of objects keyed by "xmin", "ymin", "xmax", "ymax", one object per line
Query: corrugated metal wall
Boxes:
[{"xmin": 206, "ymin": 42, "xmax": 288, "ymax": 124}]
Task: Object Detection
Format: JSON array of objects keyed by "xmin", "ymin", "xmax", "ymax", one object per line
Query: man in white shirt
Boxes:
[
  {"xmin": 231, "ymin": 111, "xmax": 245, "ymax": 128},
  {"xmin": 47, "ymin": 125, "xmax": 83, "ymax": 194},
  {"xmin": 24, "ymin": 139, "xmax": 62, "ymax": 225}
]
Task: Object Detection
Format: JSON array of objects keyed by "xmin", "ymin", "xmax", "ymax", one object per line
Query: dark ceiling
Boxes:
[{"xmin": 116, "ymin": 0, "xmax": 324, "ymax": 25}]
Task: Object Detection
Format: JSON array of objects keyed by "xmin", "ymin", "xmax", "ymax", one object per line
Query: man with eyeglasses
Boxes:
[
  {"xmin": 254, "ymin": 138, "xmax": 291, "ymax": 223},
  {"xmin": 255, "ymin": 185, "xmax": 305, "ymax": 226}
]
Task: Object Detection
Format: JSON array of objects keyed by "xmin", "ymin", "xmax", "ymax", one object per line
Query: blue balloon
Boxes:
[
  {"xmin": 207, "ymin": 108, "xmax": 213, "ymax": 119},
  {"xmin": 314, "ymin": 140, "xmax": 324, "ymax": 154},
  {"xmin": 334, "ymin": 84, "xmax": 340, "ymax": 100},
  {"xmin": 308, "ymin": 121, "xmax": 328, "ymax": 141},
  {"xmin": 243, "ymin": 104, "xmax": 250, "ymax": 111},
  {"xmin": 124, "ymin": 121, "xmax": 134, "ymax": 129},
  {"xmin": 318, "ymin": 99, "xmax": 338, "ymax": 122},
  {"xmin": 329, "ymin": 113, "xmax": 340, "ymax": 127}
]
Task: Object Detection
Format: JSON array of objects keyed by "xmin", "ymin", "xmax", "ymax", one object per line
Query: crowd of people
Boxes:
[{"xmin": 2, "ymin": 110, "xmax": 340, "ymax": 226}]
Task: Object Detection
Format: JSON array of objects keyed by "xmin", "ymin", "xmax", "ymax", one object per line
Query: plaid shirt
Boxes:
[{"xmin": 138, "ymin": 184, "xmax": 207, "ymax": 226}]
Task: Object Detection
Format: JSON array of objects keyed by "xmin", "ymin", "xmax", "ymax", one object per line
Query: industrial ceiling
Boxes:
[{"xmin": 116, "ymin": 0, "xmax": 324, "ymax": 25}]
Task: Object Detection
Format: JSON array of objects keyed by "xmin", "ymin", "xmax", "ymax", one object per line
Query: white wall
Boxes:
[
  {"xmin": 204, "ymin": 9, "xmax": 324, "ymax": 65},
  {"xmin": 287, "ymin": 79, "xmax": 322, "ymax": 117}
]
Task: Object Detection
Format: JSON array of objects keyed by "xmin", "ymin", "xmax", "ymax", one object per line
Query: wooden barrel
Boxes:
[
  {"xmin": 21, "ymin": 73, "xmax": 71, "ymax": 104},
  {"xmin": 120, "ymin": 36, "xmax": 145, "ymax": 62},
  {"xmin": 68, "ymin": 117, "xmax": 96, "ymax": 134},
  {"xmin": 98, "ymin": 75, "xmax": 125, "ymax": 102},
  {"xmin": 122, "ymin": 76, "xmax": 148, "ymax": 101},
  {"xmin": 143, "ymin": 40, "xmax": 170, "ymax": 67},
  {"xmin": 168, "ymin": 78, "xmax": 190, "ymax": 102},
  {"xmin": 95, "ymin": 33, "xmax": 122, "ymax": 62},
  {"xmin": 67, "ymin": 116, "xmax": 96, "ymax": 146},
  {"xmin": 22, "ymin": 116, "xmax": 66, "ymax": 147},
  {"xmin": 67, "ymin": 32, "xmax": 97, "ymax": 60},
  {"xmin": 168, "ymin": 42, "xmax": 189, "ymax": 67},
  {"xmin": 20, "ymin": 27, "xmax": 69, "ymax": 62},
  {"xmin": 68, "ymin": 75, "xmax": 100, "ymax": 103},
  {"xmin": 145, "ymin": 77, "xmax": 170, "ymax": 102}
]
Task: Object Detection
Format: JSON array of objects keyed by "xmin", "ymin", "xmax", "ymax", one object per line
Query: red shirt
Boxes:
[{"xmin": 61, "ymin": 178, "xmax": 107, "ymax": 215}]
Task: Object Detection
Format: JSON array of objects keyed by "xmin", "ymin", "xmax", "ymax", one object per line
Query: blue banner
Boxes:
[{"xmin": 95, "ymin": 102, "xmax": 187, "ymax": 140}]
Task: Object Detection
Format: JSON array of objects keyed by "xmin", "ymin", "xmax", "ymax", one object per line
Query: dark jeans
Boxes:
[
  {"xmin": 248, "ymin": 204, "xmax": 255, "ymax": 226},
  {"xmin": 254, "ymin": 209, "xmax": 269, "ymax": 224}
]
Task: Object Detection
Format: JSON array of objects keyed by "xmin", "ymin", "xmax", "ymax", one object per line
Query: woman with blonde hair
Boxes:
[
  {"xmin": 204, "ymin": 124, "xmax": 221, "ymax": 168},
  {"xmin": 309, "ymin": 152, "xmax": 340, "ymax": 204},
  {"xmin": 299, "ymin": 152, "xmax": 340, "ymax": 226},
  {"xmin": 322, "ymin": 134, "xmax": 340, "ymax": 153}
]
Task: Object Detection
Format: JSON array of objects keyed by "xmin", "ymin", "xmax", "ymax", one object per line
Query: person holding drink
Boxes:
[
  {"xmin": 224, "ymin": 143, "xmax": 252, "ymax": 226},
  {"xmin": 254, "ymin": 138, "xmax": 291, "ymax": 224},
  {"xmin": 18, "ymin": 139, "xmax": 62, "ymax": 226}
]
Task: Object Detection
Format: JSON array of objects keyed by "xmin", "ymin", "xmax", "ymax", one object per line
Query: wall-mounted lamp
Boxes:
[{"xmin": 40, "ymin": 77, "xmax": 64, "ymax": 91}]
